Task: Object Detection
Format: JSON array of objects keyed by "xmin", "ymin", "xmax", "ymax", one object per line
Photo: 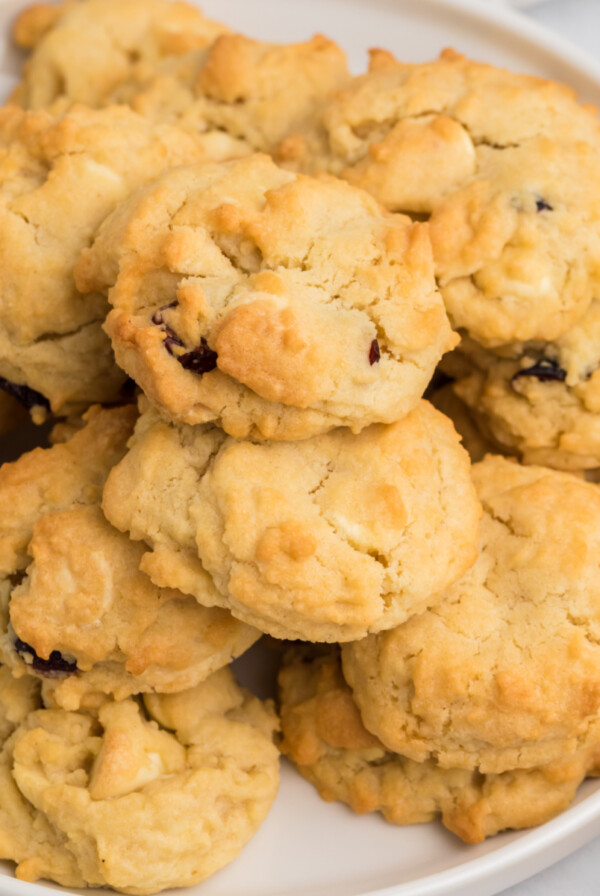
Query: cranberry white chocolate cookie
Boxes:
[
  {"xmin": 0, "ymin": 665, "xmax": 40, "ymax": 743},
  {"xmin": 12, "ymin": 0, "xmax": 348, "ymax": 154},
  {"xmin": 279, "ymin": 649, "xmax": 600, "ymax": 844},
  {"xmin": 109, "ymin": 32, "xmax": 350, "ymax": 152},
  {"xmin": 343, "ymin": 455, "xmax": 600, "ymax": 773},
  {"xmin": 0, "ymin": 103, "xmax": 229, "ymax": 416},
  {"xmin": 1, "ymin": 504, "xmax": 260, "ymax": 710},
  {"xmin": 0, "ymin": 669, "xmax": 279, "ymax": 894},
  {"xmin": 12, "ymin": 0, "xmax": 228, "ymax": 109},
  {"xmin": 102, "ymin": 400, "xmax": 481, "ymax": 642},
  {"xmin": 0, "ymin": 403, "xmax": 258, "ymax": 708},
  {"xmin": 278, "ymin": 49, "xmax": 600, "ymax": 345},
  {"xmin": 447, "ymin": 301, "xmax": 600, "ymax": 470},
  {"xmin": 76, "ymin": 153, "xmax": 456, "ymax": 439},
  {"xmin": 0, "ymin": 404, "xmax": 136, "ymax": 578}
]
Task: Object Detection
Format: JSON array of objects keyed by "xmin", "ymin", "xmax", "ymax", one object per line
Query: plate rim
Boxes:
[{"xmin": 360, "ymin": 787, "xmax": 600, "ymax": 896}]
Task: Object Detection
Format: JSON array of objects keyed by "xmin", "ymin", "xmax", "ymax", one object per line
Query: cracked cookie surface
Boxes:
[
  {"xmin": 279, "ymin": 648, "xmax": 600, "ymax": 843},
  {"xmin": 0, "ymin": 668, "xmax": 279, "ymax": 894},
  {"xmin": 277, "ymin": 48, "xmax": 600, "ymax": 345},
  {"xmin": 108, "ymin": 32, "xmax": 349, "ymax": 152},
  {"xmin": 102, "ymin": 399, "xmax": 480, "ymax": 641},
  {"xmin": 76, "ymin": 153, "xmax": 455, "ymax": 439},
  {"xmin": 343, "ymin": 454, "xmax": 600, "ymax": 773},
  {"xmin": 0, "ymin": 404, "xmax": 258, "ymax": 708},
  {"xmin": 0, "ymin": 103, "xmax": 224, "ymax": 414},
  {"xmin": 1, "ymin": 503, "xmax": 260, "ymax": 710}
]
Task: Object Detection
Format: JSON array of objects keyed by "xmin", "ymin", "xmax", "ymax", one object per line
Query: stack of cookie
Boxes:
[
  {"xmin": 0, "ymin": 0, "xmax": 600, "ymax": 893},
  {"xmin": 276, "ymin": 48, "xmax": 600, "ymax": 473},
  {"xmin": 279, "ymin": 454, "xmax": 600, "ymax": 842}
]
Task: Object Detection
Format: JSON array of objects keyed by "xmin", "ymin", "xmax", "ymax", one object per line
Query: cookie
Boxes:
[
  {"xmin": 0, "ymin": 103, "xmax": 228, "ymax": 415},
  {"xmin": 75, "ymin": 153, "xmax": 456, "ymax": 438},
  {"xmin": 1, "ymin": 503, "xmax": 260, "ymax": 710},
  {"xmin": 449, "ymin": 305, "xmax": 600, "ymax": 470},
  {"xmin": 102, "ymin": 399, "xmax": 480, "ymax": 641},
  {"xmin": 109, "ymin": 32, "xmax": 349, "ymax": 152},
  {"xmin": 0, "ymin": 668, "xmax": 279, "ymax": 893},
  {"xmin": 12, "ymin": 0, "xmax": 228, "ymax": 109},
  {"xmin": 343, "ymin": 454, "xmax": 600, "ymax": 773},
  {"xmin": 429, "ymin": 135, "xmax": 600, "ymax": 346},
  {"xmin": 279, "ymin": 648, "xmax": 600, "ymax": 844},
  {"xmin": 0, "ymin": 666, "xmax": 40, "ymax": 743},
  {"xmin": 0, "ymin": 404, "xmax": 136, "ymax": 578},
  {"xmin": 277, "ymin": 49, "xmax": 600, "ymax": 346}
]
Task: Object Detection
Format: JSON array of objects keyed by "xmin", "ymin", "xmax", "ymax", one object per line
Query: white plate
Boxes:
[{"xmin": 1, "ymin": 0, "xmax": 600, "ymax": 894}]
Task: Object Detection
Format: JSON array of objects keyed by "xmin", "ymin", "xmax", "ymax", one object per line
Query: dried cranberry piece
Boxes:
[
  {"xmin": 162, "ymin": 326, "xmax": 186, "ymax": 355},
  {"xmin": 536, "ymin": 198, "xmax": 553, "ymax": 212},
  {"xmin": 178, "ymin": 339, "xmax": 218, "ymax": 374},
  {"xmin": 0, "ymin": 376, "xmax": 50, "ymax": 411},
  {"xmin": 369, "ymin": 339, "xmax": 381, "ymax": 366},
  {"xmin": 512, "ymin": 359, "xmax": 566, "ymax": 384},
  {"xmin": 14, "ymin": 638, "xmax": 78, "ymax": 678},
  {"xmin": 152, "ymin": 308, "xmax": 218, "ymax": 375},
  {"xmin": 151, "ymin": 301, "xmax": 178, "ymax": 326}
]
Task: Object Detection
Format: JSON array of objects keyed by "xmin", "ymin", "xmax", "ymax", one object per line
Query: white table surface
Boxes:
[{"xmin": 497, "ymin": 5, "xmax": 600, "ymax": 893}]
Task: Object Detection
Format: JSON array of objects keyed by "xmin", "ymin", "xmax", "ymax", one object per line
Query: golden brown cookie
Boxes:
[
  {"xmin": 1, "ymin": 503, "xmax": 260, "ymax": 710},
  {"xmin": 278, "ymin": 49, "xmax": 600, "ymax": 346},
  {"xmin": 0, "ymin": 666, "xmax": 40, "ymax": 743},
  {"xmin": 12, "ymin": 0, "xmax": 228, "ymax": 109},
  {"xmin": 343, "ymin": 454, "xmax": 600, "ymax": 773},
  {"xmin": 0, "ymin": 104, "xmax": 225, "ymax": 415},
  {"xmin": 279, "ymin": 648, "xmax": 600, "ymax": 844},
  {"xmin": 0, "ymin": 398, "xmax": 258, "ymax": 708},
  {"xmin": 76, "ymin": 153, "xmax": 456, "ymax": 439},
  {"xmin": 109, "ymin": 32, "xmax": 349, "ymax": 152},
  {"xmin": 0, "ymin": 668, "xmax": 279, "ymax": 893},
  {"xmin": 102, "ymin": 399, "xmax": 481, "ymax": 641},
  {"xmin": 447, "ymin": 302, "xmax": 600, "ymax": 471},
  {"xmin": 0, "ymin": 404, "xmax": 136, "ymax": 578}
]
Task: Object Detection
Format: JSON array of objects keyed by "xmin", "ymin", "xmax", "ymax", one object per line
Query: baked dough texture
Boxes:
[
  {"xmin": 0, "ymin": 668, "xmax": 279, "ymax": 894},
  {"xmin": 0, "ymin": 666, "xmax": 40, "ymax": 744},
  {"xmin": 12, "ymin": 0, "xmax": 348, "ymax": 154},
  {"xmin": 0, "ymin": 400, "xmax": 258, "ymax": 708},
  {"xmin": 447, "ymin": 303, "xmax": 600, "ymax": 470},
  {"xmin": 2, "ymin": 503, "xmax": 260, "ymax": 710},
  {"xmin": 277, "ymin": 48, "xmax": 600, "ymax": 346},
  {"xmin": 343, "ymin": 454, "xmax": 600, "ymax": 773},
  {"xmin": 102, "ymin": 399, "xmax": 481, "ymax": 641},
  {"xmin": 12, "ymin": 0, "xmax": 228, "ymax": 109},
  {"xmin": 108, "ymin": 32, "xmax": 350, "ymax": 152},
  {"xmin": 279, "ymin": 648, "xmax": 600, "ymax": 844},
  {"xmin": 76, "ymin": 153, "xmax": 456, "ymax": 438},
  {"xmin": 0, "ymin": 103, "xmax": 227, "ymax": 414},
  {"xmin": 0, "ymin": 404, "xmax": 136, "ymax": 578}
]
